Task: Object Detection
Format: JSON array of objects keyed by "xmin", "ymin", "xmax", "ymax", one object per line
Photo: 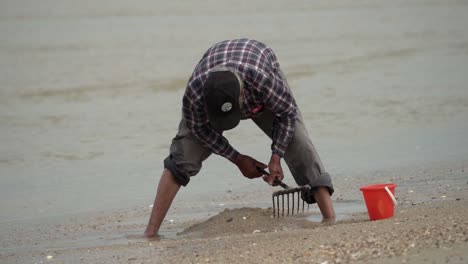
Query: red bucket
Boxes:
[{"xmin": 360, "ymin": 183, "xmax": 397, "ymax": 221}]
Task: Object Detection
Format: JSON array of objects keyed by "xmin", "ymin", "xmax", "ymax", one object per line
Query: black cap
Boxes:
[{"xmin": 203, "ymin": 71, "xmax": 241, "ymax": 131}]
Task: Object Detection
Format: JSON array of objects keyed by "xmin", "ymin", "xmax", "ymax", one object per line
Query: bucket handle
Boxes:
[{"xmin": 384, "ymin": 186, "xmax": 397, "ymax": 207}]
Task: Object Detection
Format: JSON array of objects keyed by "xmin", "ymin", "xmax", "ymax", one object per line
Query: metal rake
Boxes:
[
  {"xmin": 272, "ymin": 182, "xmax": 310, "ymax": 218},
  {"xmin": 258, "ymin": 168, "xmax": 310, "ymax": 218}
]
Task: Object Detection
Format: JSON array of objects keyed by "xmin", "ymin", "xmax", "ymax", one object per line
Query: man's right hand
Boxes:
[{"xmin": 234, "ymin": 154, "xmax": 267, "ymax": 179}]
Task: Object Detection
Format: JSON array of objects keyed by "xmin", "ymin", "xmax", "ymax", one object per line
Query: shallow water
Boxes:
[
  {"xmin": 306, "ymin": 200, "xmax": 368, "ymax": 223},
  {"xmin": 1, "ymin": 0, "xmax": 468, "ymax": 224}
]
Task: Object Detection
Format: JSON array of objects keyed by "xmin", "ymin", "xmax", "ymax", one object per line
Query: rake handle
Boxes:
[
  {"xmin": 275, "ymin": 181, "xmax": 290, "ymax": 189},
  {"xmin": 257, "ymin": 168, "xmax": 290, "ymax": 189}
]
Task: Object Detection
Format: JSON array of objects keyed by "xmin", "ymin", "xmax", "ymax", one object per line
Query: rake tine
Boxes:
[
  {"xmin": 282, "ymin": 194, "xmax": 285, "ymax": 217},
  {"xmin": 297, "ymin": 191, "xmax": 300, "ymax": 214},
  {"xmin": 287, "ymin": 193, "xmax": 290, "ymax": 216},
  {"xmin": 291, "ymin": 192, "xmax": 294, "ymax": 216},
  {"xmin": 291, "ymin": 193, "xmax": 293, "ymax": 215},
  {"xmin": 272, "ymin": 195, "xmax": 275, "ymax": 218},
  {"xmin": 276, "ymin": 195, "xmax": 280, "ymax": 218}
]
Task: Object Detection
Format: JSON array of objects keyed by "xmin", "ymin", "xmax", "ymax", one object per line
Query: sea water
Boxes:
[{"xmin": 1, "ymin": 0, "xmax": 468, "ymax": 224}]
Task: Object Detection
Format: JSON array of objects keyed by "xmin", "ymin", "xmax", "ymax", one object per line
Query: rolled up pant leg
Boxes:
[
  {"xmin": 163, "ymin": 119, "xmax": 212, "ymax": 186},
  {"xmin": 252, "ymin": 110, "xmax": 334, "ymax": 204}
]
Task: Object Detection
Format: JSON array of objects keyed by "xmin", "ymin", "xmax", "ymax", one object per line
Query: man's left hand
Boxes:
[{"xmin": 263, "ymin": 153, "xmax": 284, "ymax": 186}]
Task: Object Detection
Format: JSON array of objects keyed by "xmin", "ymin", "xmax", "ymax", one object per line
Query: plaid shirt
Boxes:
[{"xmin": 182, "ymin": 39, "xmax": 297, "ymax": 161}]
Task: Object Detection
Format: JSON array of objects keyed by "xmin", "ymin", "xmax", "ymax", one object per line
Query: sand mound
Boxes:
[{"xmin": 178, "ymin": 207, "xmax": 319, "ymax": 239}]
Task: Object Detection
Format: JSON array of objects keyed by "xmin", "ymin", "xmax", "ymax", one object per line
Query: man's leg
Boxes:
[
  {"xmin": 145, "ymin": 168, "xmax": 181, "ymax": 238},
  {"xmin": 252, "ymin": 110, "xmax": 335, "ymax": 222},
  {"xmin": 284, "ymin": 112, "xmax": 335, "ymax": 222},
  {"xmin": 285, "ymin": 112, "xmax": 336, "ymax": 222},
  {"xmin": 314, "ymin": 187, "xmax": 336, "ymax": 223},
  {"xmin": 145, "ymin": 119, "xmax": 212, "ymax": 238}
]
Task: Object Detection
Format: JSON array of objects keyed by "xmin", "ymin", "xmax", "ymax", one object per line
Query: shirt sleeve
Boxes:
[
  {"xmin": 260, "ymin": 69, "xmax": 297, "ymax": 157},
  {"xmin": 182, "ymin": 86, "xmax": 240, "ymax": 162}
]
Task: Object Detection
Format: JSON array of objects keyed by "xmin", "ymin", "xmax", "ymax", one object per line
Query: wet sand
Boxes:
[{"xmin": 1, "ymin": 0, "xmax": 468, "ymax": 263}]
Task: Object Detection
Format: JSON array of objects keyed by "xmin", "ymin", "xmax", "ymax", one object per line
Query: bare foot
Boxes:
[
  {"xmin": 144, "ymin": 230, "xmax": 162, "ymax": 241},
  {"xmin": 126, "ymin": 233, "xmax": 161, "ymax": 241},
  {"xmin": 321, "ymin": 217, "xmax": 336, "ymax": 225}
]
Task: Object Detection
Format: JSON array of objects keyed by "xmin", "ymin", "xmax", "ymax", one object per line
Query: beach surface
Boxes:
[
  {"xmin": 1, "ymin": 0, "xmax": 468, "ymax": 263},
  {"xmin": 1, "ymin": 161, "xmax": 467, "ymax": 263}
]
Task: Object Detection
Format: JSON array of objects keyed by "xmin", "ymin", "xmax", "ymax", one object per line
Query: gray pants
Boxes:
[{"xmin": 164, "ymin": 111, "xmax": 334, "ymax": 204}]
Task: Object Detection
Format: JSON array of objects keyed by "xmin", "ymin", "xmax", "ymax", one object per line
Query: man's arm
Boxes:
[
  {"xmin": 182, "ymin": 90, "xmax": 239, "ymax": 161},
  {"xmin": 182, "ymin": 89, "xmax": 266, "ymax": 178},
  {"xmin": 261, "ymin": 69, "xmax": 297, "ymax": 184},
  {"xmin": 261, "ymin": 70, "xmax": 297, "ymax": 157}
]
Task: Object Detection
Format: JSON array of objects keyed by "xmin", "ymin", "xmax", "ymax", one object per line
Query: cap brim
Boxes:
[{"xmin": 208, "ymin": 110, "xmax": 241, "ymax": 131}]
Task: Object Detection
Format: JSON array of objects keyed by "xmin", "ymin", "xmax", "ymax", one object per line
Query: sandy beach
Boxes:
[
  {"xmin": 1, "ymin": 160, "xmax": 467, "ymax": 263},
  {"xmin": 1, "ymin": 0, "xmax": 468, "ymax": 263}
]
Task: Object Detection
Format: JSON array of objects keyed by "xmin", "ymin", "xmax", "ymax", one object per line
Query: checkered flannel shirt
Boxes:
[{"xmin": 182, "ymin": 39, "xmax": 297, "ymax": 161}]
